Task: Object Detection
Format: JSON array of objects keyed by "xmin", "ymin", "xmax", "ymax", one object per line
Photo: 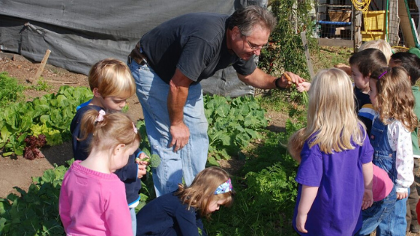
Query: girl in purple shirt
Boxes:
[{"xmin": 289, "ymin": 68, "xmax": 374, "ymax": 235}]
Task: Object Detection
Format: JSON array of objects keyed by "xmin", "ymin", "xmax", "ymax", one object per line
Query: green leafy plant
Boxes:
[
  {"xmin": 204, "ymin": 95, "xmax": 267, "ymax": 164},
  {"xmin": 259, "ymin": 0, "xmax": 316, "ymax": 80},
  {"xmin": 0, "ymin": 160, "xmax": 73, "ymax": 235},
  {"xmin": 0, "ymin": 86, "xmax": 92, "ymax": 156}
]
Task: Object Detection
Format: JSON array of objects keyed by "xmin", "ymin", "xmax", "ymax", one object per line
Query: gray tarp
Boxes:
[{"xmin": 0, "ymin": 0, "xmax": 256, "ymax": 97}]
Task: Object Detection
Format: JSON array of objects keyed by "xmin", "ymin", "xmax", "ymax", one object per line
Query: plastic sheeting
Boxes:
[{"xmin": 0, "ymin": 0, "xmax": 259, "ymax": 97}]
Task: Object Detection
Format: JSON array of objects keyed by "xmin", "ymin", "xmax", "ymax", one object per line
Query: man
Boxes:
[{"xmin": 128, "ymin": 6, "xmax": 305, "ymax": 196}]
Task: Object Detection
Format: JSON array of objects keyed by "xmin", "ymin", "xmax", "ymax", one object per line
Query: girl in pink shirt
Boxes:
[{"xmin": 59, "ymin": 109, "xmax": 140, "ymax": 236}]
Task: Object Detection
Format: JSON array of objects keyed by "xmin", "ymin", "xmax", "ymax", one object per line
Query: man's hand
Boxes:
[
  {"xmin": 167, "ymin": 68, "xmax": 193, "ymax": 153},
  {"xmin": 281, "ymin": 72, "xmax": 305, "ymax": 87},
  {"xmin": 169, "ymin": 122, "xmax": 190, "ymax": 152}
]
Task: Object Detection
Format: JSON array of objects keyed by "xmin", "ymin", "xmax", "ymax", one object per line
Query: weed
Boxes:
[
  {"xmin": 0, "ymin": 72, "xmax": 25, "ymax": 108},
  {"xmin": 26, "ymin": 78, "xmax": 53, "ymax": 91}
]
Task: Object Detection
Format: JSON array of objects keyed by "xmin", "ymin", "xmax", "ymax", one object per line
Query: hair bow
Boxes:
[
  {"xmin": 214, "ymin": 178, "xmax": 233, "ymax": 195},
  {"xmin": 95, "ymin": 110, "xmax": 106, "ymax": 122}
]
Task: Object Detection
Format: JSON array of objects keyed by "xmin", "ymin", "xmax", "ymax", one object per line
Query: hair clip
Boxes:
[
  {"xmin": 214, "ymin": 178, "xmax": 233, "ymax": 195},
  {"xmin": 95, "ymin": 110, "xmax": 106, "ymax": 122},
  {"xmin": 132, "ymin": 122, "xmax": 138, "ymax": 134},
  {"xmin": 378, "ymin": 70, "xmax": 388, "ymax": 79}
]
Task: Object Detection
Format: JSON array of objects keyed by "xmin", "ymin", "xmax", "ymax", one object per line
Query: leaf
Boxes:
[
  {"xmin": 40, "ymin": 115, "xmax": 51, "ymax": 124},
  {"xmin": 14, "ymin": 146, "xmax": 24, "ymax": 156},
  {"xmin": 245, "ymin": 128, "xmax": 259, "ymax": 139},
  {"xmin": 149, "ymin": 154, "xmax": 161, "ymax": 168},
  {"xmin": 215, "ymin": 103, "xmax": 230, "ymax": 117},
  {"xmin": 218, "ymin": 132, "xmax": 231, "ymax": 146},
  {"xmin": 235, "ymin": 132, "xmax": 251, "ymax": 147},
  {"xmin": 0, "ymin": 125, "xmax": 12, "ymax": 148},
  {"xmin": 56, "ymin": 94, "xmax": 69, "ymax": 107},
  {"xmin": 20, "ymin": 116, "xmax": 33, "ymax": 132},
  {"xmin": 207, "ymin": 156, "xmax": 219, "ymax": 166}
]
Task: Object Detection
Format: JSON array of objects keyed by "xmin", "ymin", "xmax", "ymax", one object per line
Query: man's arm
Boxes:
[
  {"xmin": 237, "ymin": 68, "xmax": 305, "ymax": 89},
  {"xmin": 168, "ymin": 68, "xmax": 193, "ymax": 152}
]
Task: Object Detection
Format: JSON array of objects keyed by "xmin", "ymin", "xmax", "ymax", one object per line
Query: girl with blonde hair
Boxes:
[
  {"xmin": 136, "ymin": 166, "xmax": 235, "ymax": 236},
  {"xmin": 292, "ymin": 68, "xmax": 374, "ymax": 235},
  {"xmin": 355, "ymin": 66, "xmax": 417, "ymax": 236},
  {"xmin": 60, "ymin": 110, "xmax": 140, "ymax": 236}
]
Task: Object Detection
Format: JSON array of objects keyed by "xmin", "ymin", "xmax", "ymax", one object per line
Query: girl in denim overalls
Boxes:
[{"xmin": 356, "ymin": 67, "xmax": 417, "ymax": 236}]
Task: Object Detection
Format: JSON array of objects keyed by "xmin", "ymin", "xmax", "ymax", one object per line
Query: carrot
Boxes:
[{"xmin": 283, "ymin": 72, "xmax": 292, "ymax": 88}]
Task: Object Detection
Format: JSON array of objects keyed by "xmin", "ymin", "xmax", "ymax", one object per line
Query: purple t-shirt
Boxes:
[{"xmin": 293, "ymin": 133, "xmax": 373, "ymax": 235}]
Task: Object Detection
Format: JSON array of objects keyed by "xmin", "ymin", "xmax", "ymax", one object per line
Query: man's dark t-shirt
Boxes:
[{"xmin": 139, "ymin": 12, "xmax": 256, "ymax": 83}]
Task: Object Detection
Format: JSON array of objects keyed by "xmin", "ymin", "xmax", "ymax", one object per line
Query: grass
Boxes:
[{"xmin": 311, "ymin": 46, "xmax": 353, "ymax": 74}]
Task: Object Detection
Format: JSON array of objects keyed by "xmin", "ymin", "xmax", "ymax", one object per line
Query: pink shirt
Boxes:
[
  {"xmin": 59, "ymin": 161, "xmax": 133, "ymax": 236},
  {"xmin": 373, "ymin": 164, "xmax": 394, "ymax": 202}
]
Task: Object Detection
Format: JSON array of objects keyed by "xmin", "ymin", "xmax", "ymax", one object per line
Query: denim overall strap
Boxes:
[
  {"xmin": 368, "ymin": 118, "xmax": 407, "ymax": 236},
  {"xmin": 369, "ymin": 119, "xmax": 397, "ymax": 182}
]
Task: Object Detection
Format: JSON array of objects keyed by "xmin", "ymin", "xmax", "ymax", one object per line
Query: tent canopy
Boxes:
[
  {"xmin": 0, "ymin": 0, "xmax": 235, "ymax": 74},
  {"xmin": 0, "ymin": 0, "xmax": 258, "ymax": 97}
]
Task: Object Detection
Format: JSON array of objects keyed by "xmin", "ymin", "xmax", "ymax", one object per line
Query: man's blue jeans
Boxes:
[{"xmin": 129, "ymin": 61, "xmax": 208, "ymax": 197}]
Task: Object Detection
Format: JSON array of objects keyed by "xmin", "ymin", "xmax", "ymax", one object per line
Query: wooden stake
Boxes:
[
  {"xmin": 300, "ymin": 31, "xmax": 315, "ymax": 79},
  {"xmin": 28, "ymin": 49, "xmax": 51, "ymax": 83}
]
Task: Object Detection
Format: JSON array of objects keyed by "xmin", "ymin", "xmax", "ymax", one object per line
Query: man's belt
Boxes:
[{"xmin": 128, "ymin": 42, "xmax": 148, "ymax": 65}]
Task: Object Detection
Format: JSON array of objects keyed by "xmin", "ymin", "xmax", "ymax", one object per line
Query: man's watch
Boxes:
[{"xmin": 275, "ymin": 76, "xmax": 286, "ymax": 90}]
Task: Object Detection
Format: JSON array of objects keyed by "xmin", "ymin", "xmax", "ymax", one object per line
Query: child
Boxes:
[
  {"xmin": 335, "ymin": 39, "xmax": 393, "ymax": 75},
  {"xmin": 359, "ymin": 39, "xmax": 393, "ymax": 63},
  {"xmin": 60, "ymin": 110, "xmax": 140, "ymax": 235},
  {"xmin": 356, "ymin": 66, "xmax": 416, "ymax": 236},
  {"xmin": 291, "ymin": 68, "xmax": 374, "ymax": 235},
  {"xmin": 70, "ymin": 58, "xmax": 147, "ymax": 235},
  {"xmin": 288, "ymin": 128, "xmax": 393, "ymax": 203},
  {"xmin": 389, "ymin": 52, "xmax": 420, "ymax": 233},
  {"xmin": 349, "ymin": 48, "xmax": 388, "ymax": 134},
  {"xmin": 136, "ymin": 166, "xmax": 235, "ymax": 236}
]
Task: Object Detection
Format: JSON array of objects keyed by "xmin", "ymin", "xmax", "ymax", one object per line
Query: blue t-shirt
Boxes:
[
  {"xmin": 355, "ymin": 87, "xmax": 375, "ymax": 134},
  {"xmin": 293, "ymin": 131, "xmax": 373, "ymax": 235}
]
